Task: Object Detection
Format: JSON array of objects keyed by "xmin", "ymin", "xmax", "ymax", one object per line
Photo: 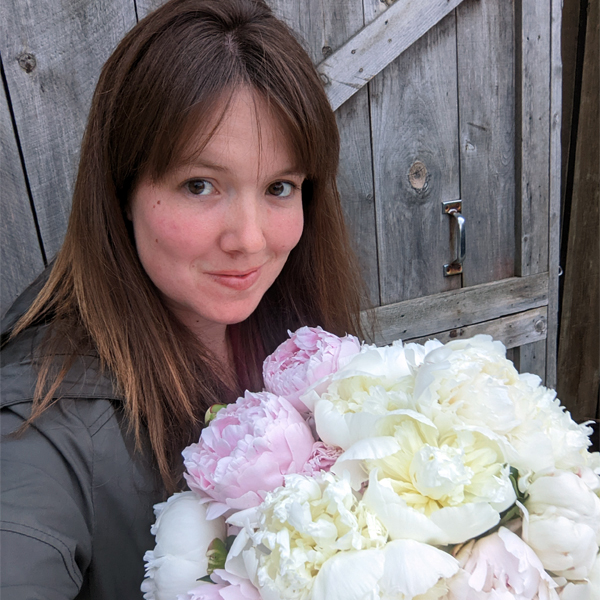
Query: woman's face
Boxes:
[{"xmin": 129, "ymin": 89, "xmax": 305, "ymax": 341}]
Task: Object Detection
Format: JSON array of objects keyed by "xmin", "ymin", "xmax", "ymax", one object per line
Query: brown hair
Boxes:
[{"xmin": 11, "ymin": 0, "xmax": 365, "ymax": 493}]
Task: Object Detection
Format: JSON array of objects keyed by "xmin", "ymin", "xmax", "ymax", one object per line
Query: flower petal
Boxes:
[
  {"xmin": 312, "ymin": 549, "xmax": 385, "ymax": 600},
  {"xmin": 363, "ymin": 471, "xmax": 502, "ymax": 545},
  {"xmin": 380, "ymin": 539, "xmax": 458, "ymax": 598}
]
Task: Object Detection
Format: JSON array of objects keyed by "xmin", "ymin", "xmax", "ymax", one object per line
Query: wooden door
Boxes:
[
  {"xmin": 0, "ymin": 0, "xmax": 561, "ymax": 385},
  {"xmin": 268, "ymin": 0, "xmax": 561, "ymax": 386}
]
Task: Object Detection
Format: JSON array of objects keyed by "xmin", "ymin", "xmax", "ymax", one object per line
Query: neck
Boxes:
[
  {"xmin": 165, "ymin": 302, "xmax": 237, "ymax": 390},
  {"xmin": 197, "ymin": 324, "xmax": 237, "ymax": 392}
]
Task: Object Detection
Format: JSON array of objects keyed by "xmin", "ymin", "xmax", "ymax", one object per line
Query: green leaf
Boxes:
[
  {"xmin": 508, "ymin": 466, "xmax": 529, "ymax": 504},
  {"xmin": 205, "ymin": 404, "xmax": 227, "ymax": 425},
  {"xmin": 205, "ymin": 535, "xmax": 237, "ymax": 576}
]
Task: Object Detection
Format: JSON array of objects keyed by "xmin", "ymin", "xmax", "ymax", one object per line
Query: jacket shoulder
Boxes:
[
  {"xmin": 1, "ymin": 266, "xmax": 120, "ymax": 409},
  {"xmin": 1, "ymin": 323, "xmax": 120, "ymax": 412}
]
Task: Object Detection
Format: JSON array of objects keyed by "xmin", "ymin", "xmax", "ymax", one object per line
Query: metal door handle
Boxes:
[{"xmin": 443, "ymin": 200, "xmax": 465, "ymax": 276}]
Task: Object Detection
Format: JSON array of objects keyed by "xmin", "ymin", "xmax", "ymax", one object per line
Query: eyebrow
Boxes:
[{"xmin": 178, "ymin": 159, "xmax": 305, "ymax": 180}]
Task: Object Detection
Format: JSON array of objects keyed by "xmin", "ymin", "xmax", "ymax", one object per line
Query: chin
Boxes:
[{"xmin": 205, "ymin": 305, "xmax": 261, "ymax": 327}]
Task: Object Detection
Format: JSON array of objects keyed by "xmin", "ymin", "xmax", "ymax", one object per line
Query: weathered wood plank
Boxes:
[
  {"xmin": 270, "ymin": 0, "xmax": 381, "ymax": 305},
  {"xmin": 0, "ymin": 74, "xmax": 45, "ymax": 317},
  {"xmin": 545, "ymin": 0, "xmax": 562, "ymax": 388},
  {"xmin": 515, "ymin": 0, "xmax": 551, "ymax": 276},
  {"xmin": 317, "ymin": 0, "xmax": 465, "ymax": 111},
  {"xmin": 0, "ymin": 0, "xmax": 137, "ymax": 259},
  {"xmin": 368, "ymin": 10, "xmax": 461, "ymax": 305},
  {"xmin": 364, "ymin": 273, "xmax": 548, "ymax": 345},
  {"xmin": 516, "ymin": 340, "xmax": 547, "ymax": 382},
  {"xmin": 505, "ymin": 347, "xmax": 518, "ymax": 365},
  {"xmin": 456, "ymin": 0, "xmax": 516, "ymax": 286},
  {"xmin": 135, "ymin": 0, "xmax": 167, "ymax": 19},
  {"xmin": 403, "ymin": 307, "xmax": 548, "ymax": 351},
  {"xmin": 557, "ymin": 0, "xmax": 599, "ymax": 422},
  {"xmin": 335, "ymin": 89, "xmax": 380, "ymax": 305},
  {"xmin": 513, "ymin": 0, "xmax": 553, "ymax": 383}
]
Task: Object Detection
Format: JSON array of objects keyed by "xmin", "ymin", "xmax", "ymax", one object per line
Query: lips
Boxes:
[{"xmin": 207, "ymin": 266, "xmax": 262, "ymax": 291}]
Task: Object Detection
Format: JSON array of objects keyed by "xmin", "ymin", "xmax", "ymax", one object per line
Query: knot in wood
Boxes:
[
  {"xmin": 408, "ymin": 160, "xmax": 428, "ymax": 191},
  {"xmin": 534, "ymin": 317, "xmax": 547, "ymax": 333},
  {"xmin": 322, "ymin": 45, "xmax": 333, "ymax": 58},
  {"xmin": 18, "ymin": 53, "xmax": 36, "ymax": 73}
]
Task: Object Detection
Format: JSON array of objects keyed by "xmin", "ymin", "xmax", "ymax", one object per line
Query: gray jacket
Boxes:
[{"xmin": 1, "ymin": 272, "xmax": 164, "ymax": 599}]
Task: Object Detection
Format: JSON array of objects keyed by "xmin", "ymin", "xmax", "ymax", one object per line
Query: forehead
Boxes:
[{"xmin": 177, "ymin": 87, "xmax": 301, "ymax": 173}]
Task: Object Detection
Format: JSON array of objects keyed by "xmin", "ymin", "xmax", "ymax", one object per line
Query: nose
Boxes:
[{"xmin": 220, "ymin": 193, "xmax": 267, "ymax": 255}]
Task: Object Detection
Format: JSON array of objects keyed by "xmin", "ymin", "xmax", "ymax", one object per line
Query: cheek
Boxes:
[
  {"xmin": 135, "ymin": 208, "xmax": 207, "ymax": 259},
  {"xmin": 271, "ymin": 208, "xmax": 304, "ymax": 254}
]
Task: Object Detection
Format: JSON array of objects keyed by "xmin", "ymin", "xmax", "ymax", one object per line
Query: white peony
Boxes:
[
  {"xmin": 408, "ymin": 335, "xmax": 593, "ymax": 486},
  {"xmin": 377, "ymin": 539, "xmax": 459, "ymax": 600},
  {"xmin": 142, "ymin": 492, "xmax": 227, "ymax": 600},
  {"xmin": 521, "ymin": 470, "xmax": 600, "ymax": 581},
  {"xmin": 446, "ymin": 526, "xmax": 559, "ymax": 599},
  {"xmin": 226, "ymin": 471, "xmax": 388, "ymax": 600},
  {"xmin": 506, "ymin": 385, "xmax": 593, "ymax": 484},
  {"xmin": 312, "ymin": 538, "xmax": 459, "ymax": 600},
  {"xmin": 303, "ymin": 340, "xmax": 442, "ymax": 450},
  {"xmin": 413, "ymin": 335, "xmax": 522, "ymax": 436},
  {"xmin": 556, "ymin": 552, "xmax": 600, "ymax": 600},
  {"xmin": 227, "ymin": 471, "xmax": 460, "ymax": 600},
  {"xmin": 333, "ymin": 412, "xmax": 515, "ymax": 545}
]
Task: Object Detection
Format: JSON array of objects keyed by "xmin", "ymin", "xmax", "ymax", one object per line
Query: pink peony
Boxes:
[
  {"xmin": 301, "ymin": 441, "xmax": 343, "ymax": 476},
  {"xmin": 447, "ymin": 527, "xmax": 559, "ymax": 599},
  {"xmin": 183, "ymin": 391, "xmax": 315, "ymax": 518},
  {"xmin": 263, "ymin": 326, "xmax": 361, "ymax": 412},
  {"xmin": 179, "ymin": 570, "xmax": 260, "ymax": 600}
]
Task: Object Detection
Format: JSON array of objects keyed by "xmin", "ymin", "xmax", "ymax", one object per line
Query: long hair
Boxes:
[{"xmin": 11, "ymin": 0, "xmax": 365, "ymax": 493}]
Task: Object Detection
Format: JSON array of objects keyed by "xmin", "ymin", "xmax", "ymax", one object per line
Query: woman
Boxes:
[{"xmin": 0, "ymin": 0, "xmax": 364, "ymax": 597}]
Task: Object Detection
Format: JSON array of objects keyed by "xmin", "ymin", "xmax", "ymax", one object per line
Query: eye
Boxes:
[
  {"xmin": 185, "ymin": 179, "xmax": 215, "ymax": 196},
  {"xmin": 267, "ymin": 181, "xmax": 295, "ymax": 198}
]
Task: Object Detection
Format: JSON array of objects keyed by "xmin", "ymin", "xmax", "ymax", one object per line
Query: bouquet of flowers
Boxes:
[{"xmin": 142, "ymin": 327, "xmax": 600, "ymax": 600}]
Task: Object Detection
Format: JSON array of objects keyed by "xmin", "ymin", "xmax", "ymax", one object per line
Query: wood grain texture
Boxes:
[
  {"xmin": 404, "ymin": 307, "xmax": 548, "ymax": 351},
  {"xmin": 270, "ymin": 0, "xmax": 380, "ymax": 305},
  {"xmin": 316, "ymin": 0, "xmax": 465, "ymax": 111},
  {"xmin": 368, "ymin": 11, "xmax": 461, "ymax": 304},
  {"xmin": 364, "ymin": 273, "xmax": 548, "ymax": 345},
  {"xmin": 0, "ymin": 78, "xmax": 44, "ymax": 318},
  {"xmin": 516, "ymin": 340, "xmax": 547, "ymax": 382},
  {"xmin": 557, "ymin": 0, "xmax": 599, "ymax": 422},
  {"xmin": 0, "ymin": 0, "xmax": 137, "ymax": 259},
  {"xmin": 515, "ymin": 0, "xmax": 551, "ymax": 277},
  {"xmin": 335, "ymin": 89, "xmax": 381, "ymax": 305},
  {"xmin": 135, "ymin": 0, "xmax": 168, "ymax": 19},
  {"xmin": 456, "ymin": 0, "xmax": 516, "ymax": 286},
  {"xmin": 545, "ymin": 0, "xmax": 562, "ymax": 388}
]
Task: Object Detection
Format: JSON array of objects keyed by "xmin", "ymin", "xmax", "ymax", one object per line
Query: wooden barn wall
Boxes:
[
  {"xmin": 3, "ymin": 0, "xmax": 586, "ymax": 420},
  {"xmin": 1, "ymin": 0, "xmax": 137, "ymax": 313}
]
